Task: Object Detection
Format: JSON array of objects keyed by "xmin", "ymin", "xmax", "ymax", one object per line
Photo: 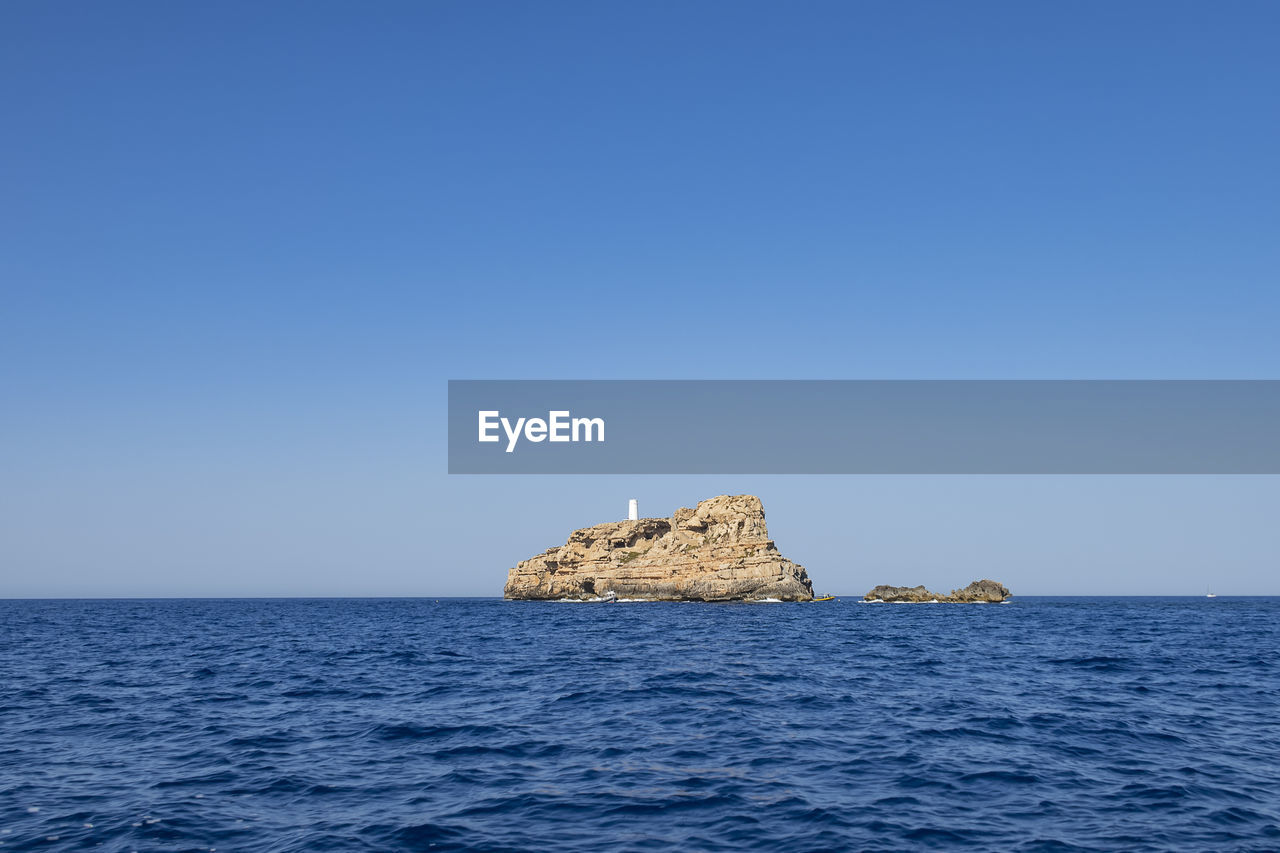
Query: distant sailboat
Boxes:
[{"xmin": 1206, "ymin": 586, "xmax": 1217, "ymax": 599}]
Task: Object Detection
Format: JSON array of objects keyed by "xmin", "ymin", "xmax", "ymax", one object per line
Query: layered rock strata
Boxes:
[
  {"xmin": 864, "ymin": 579, "xmax": 1011, "ymax": 603},
  {"xmin": 504, "ymin": 495, "xmax": 814, "ymax": 601}
]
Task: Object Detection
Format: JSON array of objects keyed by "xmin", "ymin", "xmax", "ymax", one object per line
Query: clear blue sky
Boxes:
[{"xmin": 2, "ymin": 1, "xmax": 1277, "ymax": 596}]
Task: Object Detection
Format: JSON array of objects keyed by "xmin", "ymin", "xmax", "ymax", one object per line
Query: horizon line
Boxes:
[{"xmin": 0, "ymin": 594, "xmax": 1273, "ymax": 601}]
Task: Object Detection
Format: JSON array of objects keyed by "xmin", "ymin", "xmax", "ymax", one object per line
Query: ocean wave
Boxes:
[{"xmin": 3, "ymin": 596, "xmax": 1280, "ymax": 851}]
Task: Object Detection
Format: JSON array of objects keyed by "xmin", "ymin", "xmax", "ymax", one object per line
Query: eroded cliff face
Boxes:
[{"xmin": 504, "ymin": 495, "xmax": 814, "ymax": 601}]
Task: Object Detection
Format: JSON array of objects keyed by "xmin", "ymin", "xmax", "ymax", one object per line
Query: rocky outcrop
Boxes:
[
  {"xmin": 864, "ymin": 579, "xmax": 1010, "ymax": 603},
  {"xmin": 864, "ymin": 584, "xmax": 936, "ymax": 603},
  {"xmin": 504, "ymin": 495, "xmax": 814, "ymax": 601}
]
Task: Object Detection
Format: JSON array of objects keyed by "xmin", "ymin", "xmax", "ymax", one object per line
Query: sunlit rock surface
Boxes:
[{"xmin": 504, "ymin": 495, "xmax": 814, "ymax": 601}]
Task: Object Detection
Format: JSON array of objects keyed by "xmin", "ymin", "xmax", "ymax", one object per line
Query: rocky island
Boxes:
[
  {"xmin": 864, "ymin": 579, "xmax": 1011, "ymax": 603},
  {"xmin": 504, "ymin": 495, "xmax": 814, "ymax": 601}
]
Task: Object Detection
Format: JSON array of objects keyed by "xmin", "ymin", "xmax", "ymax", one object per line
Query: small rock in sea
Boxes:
[{"xmin": 865, "ymin": 579, "xmax": 1011, "ymax": 603}]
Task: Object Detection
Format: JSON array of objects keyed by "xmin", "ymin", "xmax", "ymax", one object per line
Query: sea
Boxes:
[{"xmin": 2, "ymin": 597, "xmax": 1278, "ymax": 852}]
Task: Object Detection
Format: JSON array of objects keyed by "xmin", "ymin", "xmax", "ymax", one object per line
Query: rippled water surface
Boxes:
[{"xmin": 2, "ymin": 597, "xmax": 1280, "ymax": 851}]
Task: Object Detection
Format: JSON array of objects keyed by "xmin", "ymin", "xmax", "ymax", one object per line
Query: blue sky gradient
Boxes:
[{"xmin": 2, "ymin": 1, "xmax": 1277, "ymax": 596}]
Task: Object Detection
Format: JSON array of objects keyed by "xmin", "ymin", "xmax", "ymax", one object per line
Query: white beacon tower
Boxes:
[{"xmin": 628, "ymin": 499, "xmax": 638, "ymax": 521}]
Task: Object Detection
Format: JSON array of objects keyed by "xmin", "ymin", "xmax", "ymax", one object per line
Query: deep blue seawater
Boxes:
[{"xmin": 2, "ymin": 598, "xmax": 1280, "ymax": 852}]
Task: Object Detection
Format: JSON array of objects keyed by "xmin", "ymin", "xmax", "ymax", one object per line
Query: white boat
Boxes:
[{"xmin": 1206, "ymin": 586, "xmax": 1217, "ymax": 599}]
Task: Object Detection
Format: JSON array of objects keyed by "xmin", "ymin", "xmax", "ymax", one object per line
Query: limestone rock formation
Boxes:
[
  {"xmin": 864, "ymin": 584, "xmax": 935, "ymax": 603},
  {"xmin": 504, "ymin": 495, "xmax": 814, "ymax": 601},
  {"xmin": 864, "ymin": 579, "xmax": 1011, "ymax": 603}
]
